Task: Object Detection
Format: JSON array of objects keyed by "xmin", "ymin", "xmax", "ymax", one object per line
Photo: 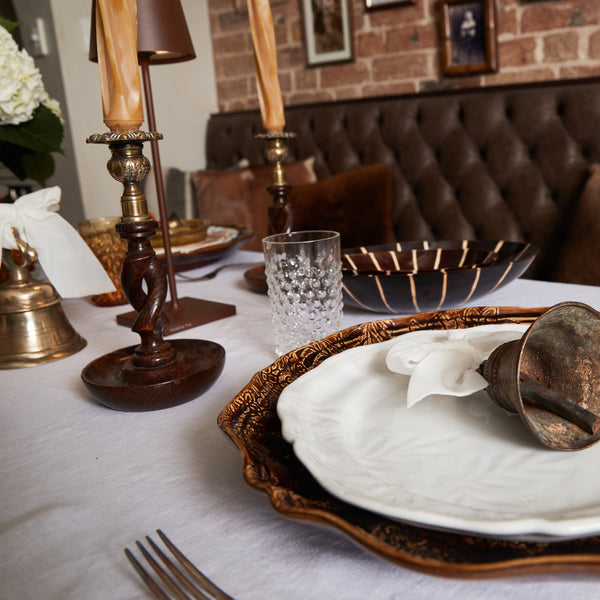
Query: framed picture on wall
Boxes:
[
  {"xmin": 302, "ymin": 0, "xmax": 353, "ymax": 66},
  {"xmin": 440, "ymin": 0, "xmax": 498, "ymax": 76},
  {"xmin": 365, "ymin": 0, "xmax": 415, "ymax": 10}
]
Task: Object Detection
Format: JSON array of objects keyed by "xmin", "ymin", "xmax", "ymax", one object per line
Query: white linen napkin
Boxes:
[
  {"xmin": 0, "ymin": 186, "xmax": 116, "ymax": 298},
  {"xmin": 385, "ymin": 323, "xmax": 529, "ymax": 407}
]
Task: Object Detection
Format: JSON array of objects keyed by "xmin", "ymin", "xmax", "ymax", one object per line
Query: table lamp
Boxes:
[{"xmin": 89, "ymin": 0, "xmax": 235, "ymax": 334}]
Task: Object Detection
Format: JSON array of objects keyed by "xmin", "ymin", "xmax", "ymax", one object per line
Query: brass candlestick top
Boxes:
[
  {"xmin": 256, "ymin": 131, "xmax": 297, "ymax": 187},
  {"xmin": 87, "ymin": 131, "xmax": 162, "ymax": 221},
  {"xmin": 255, "ymin": 131, "xmax": 297, "ymax": 236}
]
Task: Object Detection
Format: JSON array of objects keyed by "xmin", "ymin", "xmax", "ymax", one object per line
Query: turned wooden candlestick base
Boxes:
[
  {"xmin": 81, "ymin": 338, "xmax": 225, "ymax": 411},
  {"xmin": 82, "ymin": 132, "xmax": 225, "ymax": 411}
]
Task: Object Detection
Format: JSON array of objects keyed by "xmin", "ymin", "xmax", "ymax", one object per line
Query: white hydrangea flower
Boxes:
[
  {"xmin": 0, "ymin": 25, "xmax": 44, "ymax": 125},
  {"xmin": 40, "ymin": 89, "xmax": 64, "ymax": 124}
]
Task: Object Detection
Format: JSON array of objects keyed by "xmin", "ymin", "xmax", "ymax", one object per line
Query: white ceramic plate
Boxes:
[{"xmin": 277, "ymin": 334, "xmax": 600, "ymax": 541}]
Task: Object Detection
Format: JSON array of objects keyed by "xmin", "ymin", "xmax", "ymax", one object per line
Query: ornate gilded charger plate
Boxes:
[{"xmin": 217, "ymin": 306, "xmax": 600, "ymax": 578}]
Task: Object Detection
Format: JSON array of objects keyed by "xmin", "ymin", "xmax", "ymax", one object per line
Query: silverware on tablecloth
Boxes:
[
  {"xmin": 125, "ymin": 530, "xmax": 235, "ymax": 600},
  {"xmin": 176, "ymin": 262, "xmax": 261, "ymax": 281}
]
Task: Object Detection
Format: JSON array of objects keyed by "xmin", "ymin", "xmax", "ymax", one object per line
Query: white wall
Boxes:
[{"xmin": 48, "ymin": 0, "xmax": 218, "ymax": 219}]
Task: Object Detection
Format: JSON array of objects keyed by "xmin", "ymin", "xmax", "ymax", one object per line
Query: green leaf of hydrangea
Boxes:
[
  {"xmin": 0, "ymin": 16, "xmax": 19, "ymax": 34},
  {"xmin": 22, "ymin": 151, "xmax": 55, "ymax": 186},
  {"xmin": 0, "ymin": 104, "xmax": 64, "ymax": 153},
  {"xmin": 0, "ymin": 141, "xmax": 28, "ymax": 180},
  {"xmin": 0, "ymin": 141, "xmax": 55, "ymax": 186}
]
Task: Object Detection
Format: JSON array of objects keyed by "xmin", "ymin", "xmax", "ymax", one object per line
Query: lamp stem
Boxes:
[{"xmin": 140, "ymin": 60, "xmax": 181, "ymax": 311}]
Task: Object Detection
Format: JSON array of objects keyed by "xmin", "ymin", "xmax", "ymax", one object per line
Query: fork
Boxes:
[
  {"xmin": 176, "ymin": 262, "xmax": 260, "ymax": 282},
  {"xmin": 125, "ymin": 530, "xmax": 236, "ymax": 600}
]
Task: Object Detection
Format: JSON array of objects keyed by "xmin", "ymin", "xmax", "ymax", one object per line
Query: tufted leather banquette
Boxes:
[{"xmin": 205, "ymin": 78, "xmax": 600, "ymax": 282}]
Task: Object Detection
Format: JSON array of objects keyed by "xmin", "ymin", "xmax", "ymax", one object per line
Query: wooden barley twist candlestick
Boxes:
[
  {"xmin": 105, "ymin": 134, "xmax": 175, "ymax": 368},
  {"xmin": 81, "ymin": 132, "xmax": 225, "ymax": 411}
]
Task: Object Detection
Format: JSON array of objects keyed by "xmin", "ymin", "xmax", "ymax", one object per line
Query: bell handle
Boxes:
[
  {"xmin": 519, "ymin": 373, "xmax": 600, "ymax": 435},
  {"xmin": 479, "ymin": 341, "xmax": 600, "ymax": 436},
  {"xmin": 1, "ymin": 228, "xmax": 38, "ymax": 283}
]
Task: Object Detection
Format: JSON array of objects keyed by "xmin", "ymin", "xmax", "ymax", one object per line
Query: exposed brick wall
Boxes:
[{"xmin": 208, "ymin": 0, "xmax": 600, "ymax": 112}]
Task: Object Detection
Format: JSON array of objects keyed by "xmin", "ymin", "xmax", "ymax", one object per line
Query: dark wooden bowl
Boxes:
[
  {"xmin": 341, "ymin": 240, "xmax": 538, "ymax": 314},
  {"xmin": 342, "ymin": 244, "xmax": 498, "ymax": 274}
]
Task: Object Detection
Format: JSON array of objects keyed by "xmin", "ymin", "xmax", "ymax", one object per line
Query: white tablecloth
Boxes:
[{"xmin": 2, "ymin": 249, "xmax": 600, "ymax": 600}]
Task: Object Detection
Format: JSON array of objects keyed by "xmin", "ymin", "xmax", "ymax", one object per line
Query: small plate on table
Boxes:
[
  {"xmin": 153, "ymin": 224, "xmax": 252, "ymax": 272},
  {"xmin": 218, "ymin": 307, "xmax": 600, "ymax": 578}
]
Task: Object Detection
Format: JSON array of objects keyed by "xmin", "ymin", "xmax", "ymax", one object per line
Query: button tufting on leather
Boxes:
[{"xmin": 206, "ymin": 80, "xmax": 600, "ymax": 282}]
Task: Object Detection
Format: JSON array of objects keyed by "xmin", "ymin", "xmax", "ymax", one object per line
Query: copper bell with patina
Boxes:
[{"xmin": 480, "ymin": 302, "xmax": 600, "ymax": 451}]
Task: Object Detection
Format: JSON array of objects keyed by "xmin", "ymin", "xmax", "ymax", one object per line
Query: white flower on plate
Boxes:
[{"xmin": 0, "ymin": 24, "xmax": 44, "ymax": 125}]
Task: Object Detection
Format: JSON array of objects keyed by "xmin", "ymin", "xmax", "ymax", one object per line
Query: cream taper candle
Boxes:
[
  {"xmin": 95, "ymin": 0, "xmax": 144, "ymax": 132},
  {"xmin": 247, "ymin": 0, "xmax": 285, "ymax": 133}
]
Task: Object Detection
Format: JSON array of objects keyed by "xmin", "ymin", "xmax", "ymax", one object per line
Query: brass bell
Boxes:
[
  {"xmin": 0, "ymin": 230, "xmax": 86, "ymax": 369},
  {"xmin": 480, "ymin": 302, "xmax": 600, "ymax": 451}
]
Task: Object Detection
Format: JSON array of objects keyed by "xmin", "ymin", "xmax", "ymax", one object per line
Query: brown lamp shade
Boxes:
[{"xmin": 89, "ymin": 0, "xmax": 195, "ymax": 64}]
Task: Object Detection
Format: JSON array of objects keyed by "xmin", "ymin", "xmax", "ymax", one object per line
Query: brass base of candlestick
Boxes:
[{"xmin": 82, "ymin": 131, "xmax": 225, "ymax": 411}]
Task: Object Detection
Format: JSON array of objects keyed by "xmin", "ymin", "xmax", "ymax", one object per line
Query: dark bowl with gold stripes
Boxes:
[{"xmin": 341, "ymin": 241, "xmax": 538, "ymax": 314}]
